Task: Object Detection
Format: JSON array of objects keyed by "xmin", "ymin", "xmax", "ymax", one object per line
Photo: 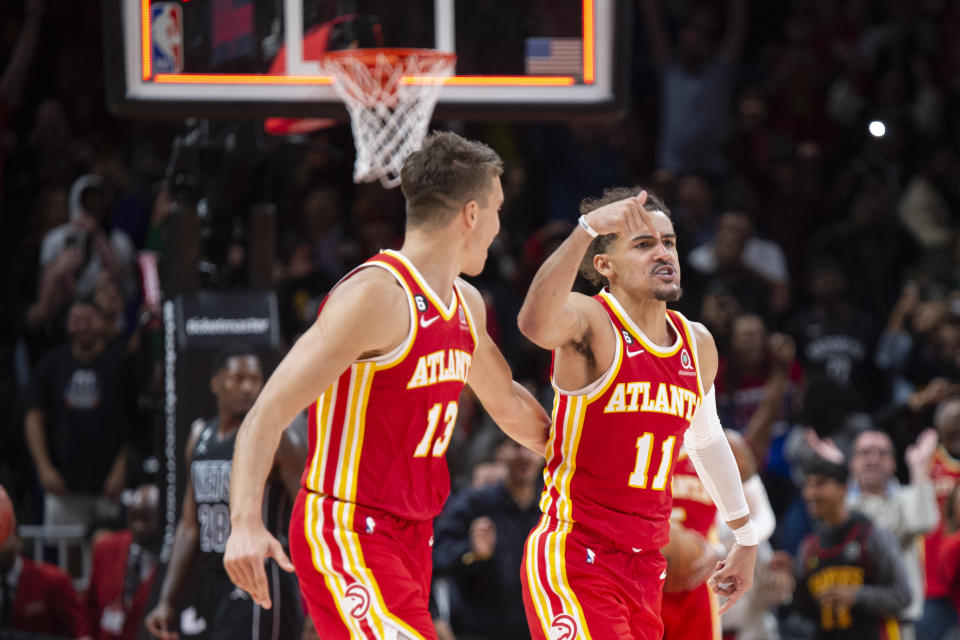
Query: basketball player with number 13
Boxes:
[
  {"xmin": 223, "ymin": 132, "xmax": 550, "ymax": 640},
  {"xmin": 517, "ymin": 187, "xmax": 757, "ymax": 639}
]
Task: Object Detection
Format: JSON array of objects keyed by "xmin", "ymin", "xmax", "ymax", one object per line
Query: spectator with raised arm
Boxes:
[
  {"xmin": 847, "ymin": 429, "xmax": 941, "ymax": 638},
  {"xmin": 640, "ymin": 0, "xmax": 748, "ymax": 177},
  {"xmin": 789, "ymin": 453, "xmax": 911, "ymax": 638}
]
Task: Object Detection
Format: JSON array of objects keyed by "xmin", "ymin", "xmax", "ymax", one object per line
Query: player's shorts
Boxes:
[
  {"xmin": 521, "ymin": 514, "xmax": 667, "ymax": 640},
  {"xmin": 289, "ymin": 489, "xmax": 437, "ymax": 640},
  {"xmin": 201, "ymin": 567, "xmax": 304, "ymax": 640},
  {"xmin": 661, "ymin": 581, "xmax": 720, "ymax": 640}
]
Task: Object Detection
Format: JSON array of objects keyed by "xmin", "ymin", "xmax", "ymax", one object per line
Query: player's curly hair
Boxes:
[
  {"xmin": 578, "ymin": 187, "xmax": 671, "ymax": 289},
  {"xmin": 401, "ymin": 131, "xmax": 504, "ymax": 229}
]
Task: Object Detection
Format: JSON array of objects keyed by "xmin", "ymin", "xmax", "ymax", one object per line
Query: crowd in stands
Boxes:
[{"xmin": 5, "ymin": 0, "xmax": 960, "ymax": 638}]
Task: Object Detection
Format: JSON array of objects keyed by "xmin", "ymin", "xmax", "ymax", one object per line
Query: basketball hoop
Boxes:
[{"xmin": 320, "ymin": 48, "xmax": 456, "ymax": 188}]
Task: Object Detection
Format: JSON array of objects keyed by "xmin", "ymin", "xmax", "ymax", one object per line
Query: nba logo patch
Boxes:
[
  {"xmin": 151, "ymin": 3, "xmax": 184, "ymax": 74},
  {"xmin": 586, "ymin": 548, "xmax": 595, "ymax": 564}
]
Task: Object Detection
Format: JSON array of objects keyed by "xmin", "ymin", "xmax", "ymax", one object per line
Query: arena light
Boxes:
[{"xmin": 869, "ymin": 120, "xmax": 886, "ymax": 137}]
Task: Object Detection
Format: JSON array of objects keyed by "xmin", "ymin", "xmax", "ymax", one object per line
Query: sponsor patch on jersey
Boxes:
[
  {"xmin": 680, "ymin": 348, "xmax": 694, "ymax": 370},
  {"xmin": 459, "ymin": 305, "xmax": 467, "ymax": 326}
]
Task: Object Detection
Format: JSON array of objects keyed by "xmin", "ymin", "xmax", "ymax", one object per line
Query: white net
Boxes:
[{"xmin": 320, "ymin": 49, "xmax": 456, "ymax": 188}]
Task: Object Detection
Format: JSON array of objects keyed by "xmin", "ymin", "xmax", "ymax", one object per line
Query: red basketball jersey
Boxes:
[
  {"xmin": 540, "ymin": 290, "xmax": 704, "ymax": 551},
  {"xmin": 670, "ymin": 451, "xmax": 718, "ymax": 538},
  {"xmin": 924, "ymin": 446, "xmax": 960, "ymax": 597},
  {"xmin": 300, "ymin": 250, "xmax": 477, "ymax": 522}
]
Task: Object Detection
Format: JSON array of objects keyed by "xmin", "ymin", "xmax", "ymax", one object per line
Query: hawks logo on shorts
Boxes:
[
  {"xmin": 549, "ymin": 613, "xmax": 579, "ymax": 640},
  {"xmin": 344, "ymin": 583, "xmax": 371, "ymax": 619}
]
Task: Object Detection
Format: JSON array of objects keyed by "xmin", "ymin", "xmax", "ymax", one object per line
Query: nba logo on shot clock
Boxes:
[{"xmin": 151, "ymin": 3, "xmax": 184, "ymax": 74}]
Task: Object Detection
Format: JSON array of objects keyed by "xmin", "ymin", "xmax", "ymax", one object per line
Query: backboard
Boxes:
[{"xmin": 102, "ymin": 0, "xmax": 631, "ymax": 120}]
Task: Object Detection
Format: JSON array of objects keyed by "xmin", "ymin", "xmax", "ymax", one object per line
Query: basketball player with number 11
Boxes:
[
  {"xmin": 517, "ymin": 187, "xmax": 757, "ymax": 640},
  {"xmin": 223, "ymin": 132, "xmax": 550, "ymax": 640}
]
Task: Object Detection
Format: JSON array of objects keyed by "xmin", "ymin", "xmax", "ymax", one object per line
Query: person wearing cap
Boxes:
[{"xmin": 790, "ymin": 454, "xmax": 911, "ymax": 638}]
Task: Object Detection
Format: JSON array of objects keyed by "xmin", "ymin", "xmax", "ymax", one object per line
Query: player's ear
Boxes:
[
  {"xmin": 594, "ymin": 252, "xmax": 614, "ymax": 279},
  {"xmin": 461, "ymin": 200, "xmax": 479, "ymax": 229},
  {"xmin": 209, "ymin": 373, "xmax": 221, "ymax": 396}
]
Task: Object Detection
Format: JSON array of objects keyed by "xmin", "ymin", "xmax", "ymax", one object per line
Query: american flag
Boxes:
[{"xmin": 525, "ymin": 38, "xmax": 582, "ymax": 76}]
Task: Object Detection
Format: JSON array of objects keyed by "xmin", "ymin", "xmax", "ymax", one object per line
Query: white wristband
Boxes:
[
  {"xmin": 732, "ymin": 521, "xmax": 758, "ymax": 547},
  {"xmin": 578, "ymin": 215, "xmax": 599, "ymax": 238}
]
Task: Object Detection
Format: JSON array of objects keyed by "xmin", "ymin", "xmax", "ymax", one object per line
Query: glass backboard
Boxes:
[{"xmin": 102, "ymin": 0, "xmax": 630, "ymax": 119}]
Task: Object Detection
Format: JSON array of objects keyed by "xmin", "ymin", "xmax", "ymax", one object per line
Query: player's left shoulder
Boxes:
[
  {"xmin": 684, "ymin": 319, "xmax": 718, "ymax": 383},
  {"xmin": 455, "ymin": 277, "xmax": 486, "ymax": 325}
]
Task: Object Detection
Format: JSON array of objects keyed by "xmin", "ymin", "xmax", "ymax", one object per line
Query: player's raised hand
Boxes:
[
  {"xmin": 581, "ymin": 190, "xmax": 656, "ymax": 237},
  {"xmin": 224, "ymin": 520, "xmax": 295, "ymax": 609},
  {"xmin": 707, "ymin": 542, "xmax": 757, "ymax": 614}
]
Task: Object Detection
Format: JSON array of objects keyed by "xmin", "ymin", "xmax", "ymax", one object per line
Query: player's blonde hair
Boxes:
[
  {"xmin": 578, "ymin": 187, "xmax": 671, "ymax": 288},
  {"xmin": 400, "ymin": 131, "xmax": 504, "ymax": 230}
]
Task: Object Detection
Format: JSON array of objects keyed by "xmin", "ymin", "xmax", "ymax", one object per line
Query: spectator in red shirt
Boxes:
[
  {"xmin": 0, "ymin": 483, "xmax": 86, "ymax": 637},
  {"xmin": 85, "ymin": 484, "xmax": 161, "ymax": 640}
]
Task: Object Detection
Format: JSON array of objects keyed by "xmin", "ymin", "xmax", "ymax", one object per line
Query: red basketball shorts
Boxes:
[
  {"xmin": 521, "ymin": 515, "xmax": 668, "ymax": 640},
  {"xmin": 661, "ymin": 581, "xmax": 720, "ymax": 640},
  {"xmin": 289, "ymin": 489, "xmax": 437, "ymax": 640}
]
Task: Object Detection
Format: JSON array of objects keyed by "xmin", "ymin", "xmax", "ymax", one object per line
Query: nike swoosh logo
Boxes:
[
  {"xmin": 626, "ymin": 348, "xmax": 645, "ymax": 358},
  {"xmin": 659, "ymin": 569, "xmax": 667, "ymax": 579},
  {"xmin": 420, "ymin": 315, "xmax": 440, "ymax": 328}
]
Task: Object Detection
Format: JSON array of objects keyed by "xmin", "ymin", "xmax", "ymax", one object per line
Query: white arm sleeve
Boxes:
[
  {"xmin": 684, "ymin": 386, "xmax": 750, "ymax": 522},
  {"xmin": 743, "ymin": 475, "xmax": 776, "ymax": 543}
]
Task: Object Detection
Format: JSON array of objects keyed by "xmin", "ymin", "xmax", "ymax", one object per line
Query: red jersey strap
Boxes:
[
  {"xmin": 669, "ymin": 309, "xmax": 707, "ymax": 397},
  {"xmin": 311, "ymin": 252, "xmax": 420, "ymax": 370}
]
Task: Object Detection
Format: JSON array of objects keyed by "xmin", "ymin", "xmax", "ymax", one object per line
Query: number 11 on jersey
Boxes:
[{"xmin": 628, "ymin": 433, "xmax": 676, "ymax": 490}]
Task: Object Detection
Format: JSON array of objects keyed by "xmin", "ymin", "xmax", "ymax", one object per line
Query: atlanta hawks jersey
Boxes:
[
  {"xmin": 924, "ymin": 446, "xmax": 960, "ymax": 597},
  {"xmin": 670, "ymin": 451, "xmax": 717, "ymax": 538},
  {"xmin": 300, "ymin": 249, "xmax": 477, "ymax": 522},
  {"xmin": 539, "ymin": 290, "xmax": 704, "ymax": 552}
]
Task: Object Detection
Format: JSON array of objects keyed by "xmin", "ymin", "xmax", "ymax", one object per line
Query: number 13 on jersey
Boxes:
[
  {"xmin": 414, "ymin": 401, "xmax": 458, "ymax": 458},
  {"xmin": 628, "ymin": 433, "xmax": 676, "ymax": 490}
]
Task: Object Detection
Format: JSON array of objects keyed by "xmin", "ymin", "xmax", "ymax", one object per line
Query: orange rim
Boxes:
[{"xmin": 319, "ymin": 47, "xmax": 456, "ymax": 69}]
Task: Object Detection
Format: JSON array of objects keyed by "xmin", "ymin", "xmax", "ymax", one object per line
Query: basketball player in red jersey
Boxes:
[
  {"xmin": 517, "ymin": 187, "xmax": 758, "ymax": 640},
  {"xmin": 920, "ymin": 397, "xmax": 960, "ymax": 638},
  {"xmin": 222, "ymin": 132, "xmax": 551, "ymax": 640},
  {"xmin": 661, "ymin": 430, "xmax": 776, "ymax": 640}
]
